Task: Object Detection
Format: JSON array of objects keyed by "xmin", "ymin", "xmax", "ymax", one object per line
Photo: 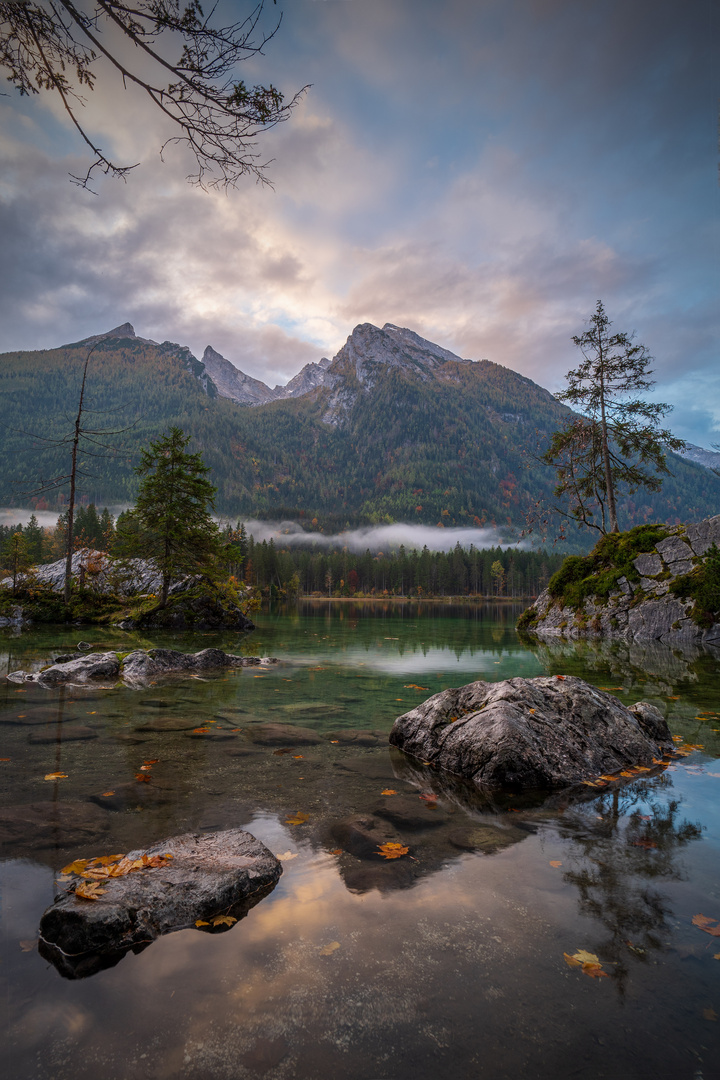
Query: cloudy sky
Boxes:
[{"xmin": 1, "ymin": 0, "xmax": 717, "ymax": 444}]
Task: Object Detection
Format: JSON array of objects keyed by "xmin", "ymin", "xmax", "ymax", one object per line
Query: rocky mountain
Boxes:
[
  {"xmin": 1, "ymin": 320, "xmax": 718, "ymax": 540},
  {"xmin": 677, "ymin": 442, "xmax": 720, "ymax": 472}
]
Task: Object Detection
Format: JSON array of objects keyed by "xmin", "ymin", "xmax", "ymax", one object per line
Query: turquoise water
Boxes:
[{"xmin": 1, "ymin": 602, "xmax": 719, "ymax": 1079}]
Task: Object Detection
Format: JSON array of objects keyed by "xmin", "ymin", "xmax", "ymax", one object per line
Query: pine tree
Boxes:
[
  {"xmin": 545, "ymin": 301, "xmax": 685, "ymax": 534},
  {"xmin": 23, "ymin": 514, "xmax": 44, "ymax": 564},
  {"xmin": 117, "ymin": 427, "xmax": 220, "ymax": 607},
  {"xmin": 1, "ymin": 531, "xmax": 32, "ymax": 594}
]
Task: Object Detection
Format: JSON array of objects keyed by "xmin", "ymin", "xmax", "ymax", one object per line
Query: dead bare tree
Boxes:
[{"xmin": 16, "ymin": 340, "xmax": 133, "ymax": 603}]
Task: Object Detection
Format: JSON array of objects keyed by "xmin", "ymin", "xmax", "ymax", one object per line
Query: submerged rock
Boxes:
[
  {"xmin": 389, "ymin": 675, "xmax": 673, "ymax": 791},
  {"xmin": 38, "ymin": 828, "xmax": 281, "ymax": 979},
  {"xmin": 0, "ymin": 801, "xmax": 110, "ymax": 854},
  {"xmin": 7, "ymin": 647, "xmax": 278, "ymax": 687}
]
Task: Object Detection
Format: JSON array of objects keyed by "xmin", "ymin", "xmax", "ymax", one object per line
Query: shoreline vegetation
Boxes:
[{"xmin": 1, "ymin": 502, "xmax": 567, "ymax": 626}]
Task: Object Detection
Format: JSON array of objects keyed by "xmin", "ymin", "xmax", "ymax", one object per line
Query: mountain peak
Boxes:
[
  {"xmin": 201, "ymin": 345, "xmax": 279, "ymax": 405},
  {"xmin": 104, "ymin": 322, "xmax": 136, "ymax": 338}
]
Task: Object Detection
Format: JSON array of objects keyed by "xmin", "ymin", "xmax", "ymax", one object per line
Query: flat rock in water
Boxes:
[
  {"xmin": 389, "ymin": 675, "xmax": 674, "ymax": 791},
  {"xmin": 274, "ymin": 701, "xmax": 344, "ymax": 716},
  {"xmin": 245, "ymin": 723, "xmax": 323, "ymax": 746},
  {"xmin": 38, "ymin": 828, "xmax": 282, "ymax": 979},
  {"xmin": 8, "ymin": 649, "xmax": 278, "ymax": 688},
  {"xmin": 329, "ymin": 813, "xmax": 401, "ymax": 859},
  {"xmin": 28, "ymin": 725, "xmax": 98, "ymax": 744},
  {"xmin": 0, "ymin": 707, "xmax": 80, "ymax": 726},
  {"xmin": 447, "ymin": 824, "xmax": 527, "ymax": 853},
  {"xmin": 334, "ymin": 754, "xmax": 402, "ymax": 781},
  {"xmin": 0, "ymin": 801, "xmax": 109, "ymax": 853},
  {"xmin": 325, "ymin": 729, "xmax": 384, "ymax": 746},
  {"xmin": 373, "ymin": 794, "xmax": 449, "ymax": 830},
  {"xmin": 134, "ymin": 716, "xmax": 202, "ymax": 732},
  {"xmin": 88, "ymin": 779, "xmax": 175, "ymax": 811}
]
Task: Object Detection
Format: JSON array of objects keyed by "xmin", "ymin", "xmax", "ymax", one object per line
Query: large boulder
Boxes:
[
  {"xmin": 38, "ymin": 829, "xmax": 281, "ymax": 979},
  {"xmin": 389, "ymin": 675, "xmax": 673, "ymax": 791},
  {"xmin": 7, "ymin": 647, "xmax": 278, "ymax": 687}
]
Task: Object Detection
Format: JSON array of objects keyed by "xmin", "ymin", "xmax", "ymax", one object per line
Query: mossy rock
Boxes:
[{"xmin": 546, "ymin": 524, "xmax": 670, "ymax": 611}]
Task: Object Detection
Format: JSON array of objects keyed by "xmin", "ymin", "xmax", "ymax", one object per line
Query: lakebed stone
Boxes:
[
  {"xmin": 7, "ymin": 647, "xmax": 279, "ymax": 688},
  {"xmin": 244, "ymin": 722, "xmax": 323, "ymax": 746},
  {"xmin": 38, "ymin": 828, "xmax": 282, "ymax": 979},
  {"xmin": 389, "ymin": 675, "xmax": 673, "ymax": 791},
  {"xmin": 0, "ymin": 801, "xmax": 109, "ymax": 854}
]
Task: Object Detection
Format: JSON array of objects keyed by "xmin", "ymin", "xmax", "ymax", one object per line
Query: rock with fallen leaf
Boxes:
[
  {"xmin": 390, "ymin": 675, "xmax": 673, "ymax": 791},
  {"xmin": 38, "ymin": 829, "xmax": 282, "ymax": 979}
]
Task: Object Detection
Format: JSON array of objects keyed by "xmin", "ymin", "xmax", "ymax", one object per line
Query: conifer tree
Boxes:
[
  {"xmin": 117, "ymin": 427, "xmax": 220, "ymax": 607},
  {"xmin": 544, "ymin": 301, "xmax": 685, "ymax": 534},
  {"xmin": 1, "ymin": 531, "xmax": 32, "ymax": 594}
]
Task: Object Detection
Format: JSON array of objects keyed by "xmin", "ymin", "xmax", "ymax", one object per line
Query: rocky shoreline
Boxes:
[{"xmin": 520, "ymin": 515, "xmax": 720, "ymax": 645}]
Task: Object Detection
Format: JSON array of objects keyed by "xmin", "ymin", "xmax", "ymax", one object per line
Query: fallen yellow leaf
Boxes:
[
  {"xmin": 195, "ymin": 919, "xmax": 209, "ymax": 927},
  {"xmin": 319, "ymin": 941, "xmax": 340, "ymax": 955},
  {"xmin": 569, "ymin": 949, "xmax": 601, "ymax": 965},
  {"xmin": 381, "ymin": 789, "xmax": 398, "ymax": 795},
  {"xmin": 286, "ymin": 812, "xmax": 309, "ymax": 825},
  {"xmin": 211, "ymin": 915, "xmax": 237, "ymax": 927},
  {"xmin": 549, "ymin": 861, "xmax": 562, "ymax": 868},
  {"xmin": 75, "ymin": 881, "xmax": 106, "ymax": 900},
  {"xmin": 44, "ymin": 772, "xmax": 68, "ymax": 780}
]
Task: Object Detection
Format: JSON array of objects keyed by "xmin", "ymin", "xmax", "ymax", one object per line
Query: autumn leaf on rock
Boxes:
[
  {"xmin": 286, "ymin": 812, "xmax": 309, "ymax": 825},
  {"xmin": 44, "ymin": 772, "xmax": 68, "ymax": 780},
  {"xmin": 101, "ymin": 791, "xmax": 115, "ymax": 797},
  {"xmin": 381, "ymin": 789, "xmax": 397, "ymax": 796},
  {"xmin": 75, "ymin": 882, "xmax": 106, "ymax": 900},
  {"xmin": 377, "ymin": 842, "xmax": 409, "ymax": 860},
  {"xmin": 195, "ymin": 919, "xmax": 209, "ymax": 927},
  {"xmin": 61, "ymin": 858, "xmax": 89, "ymax": 875},
  {"xmin": 210, "ymin": 915, "xmax": 237, "ymax": 927},
  {"xmin": 549, "ymin": 861, "xmax": 562, "ymax": 868},
  {"xmin": 135, "ymin": 773, "xmax": 152, "ymax": 783}
]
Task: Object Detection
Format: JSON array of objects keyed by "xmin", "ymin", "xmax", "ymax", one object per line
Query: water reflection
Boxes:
[
  {"xmin": 531, "ymin": 634, "xmax": 720, "ymax": 698},
  {"xmin": 1, "ymin": 607, "xmax": 720, "ymax": 1078},
  {"xmin": 556, "ymin": 773, "xmax": 703, "ymax": 994}
]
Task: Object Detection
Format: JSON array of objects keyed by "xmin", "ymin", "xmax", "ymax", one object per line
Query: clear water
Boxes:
[{"xmin": 1, "ymin": 601, "xmax": 719, "ymax": 1079}]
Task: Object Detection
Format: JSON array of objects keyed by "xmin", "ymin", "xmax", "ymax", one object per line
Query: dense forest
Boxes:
[
  {"xmin": 1, "ymin": 331, "xmax": 717, "ymax": 544},
  {"xmin": 0, "ymin": 507, "xmax": 565, "ymax": 599}
]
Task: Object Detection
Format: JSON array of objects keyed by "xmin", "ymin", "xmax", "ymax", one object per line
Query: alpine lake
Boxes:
[{"xmin": 1, "ymin": 600, "xmax": 719, "ymax": 1080}]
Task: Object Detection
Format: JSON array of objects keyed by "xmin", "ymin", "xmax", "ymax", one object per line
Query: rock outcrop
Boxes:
[
  {"xmin": 7, "ymin": 647, "xmax": 278, "ymax": 687},
  {"xmin": 38, "ymin": 829, "xmax": 281, "ymax": 978},
  {"xmin": 389, "ymin": 675, "xmax": 673, "ymax": 791},
  {"xmin": 521, "ymin": 516, "xmax": 720, "ymax": 644}
]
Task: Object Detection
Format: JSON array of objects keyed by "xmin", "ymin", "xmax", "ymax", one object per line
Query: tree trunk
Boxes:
[{"xmin": 597, "ymin": 342, "xmax": 619, "ymax": 534}]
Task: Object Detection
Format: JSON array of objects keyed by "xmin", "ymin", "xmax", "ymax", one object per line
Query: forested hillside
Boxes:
[{"xmin": 1, "ymin": 326, "xmax": 717, "ymax": 541}]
